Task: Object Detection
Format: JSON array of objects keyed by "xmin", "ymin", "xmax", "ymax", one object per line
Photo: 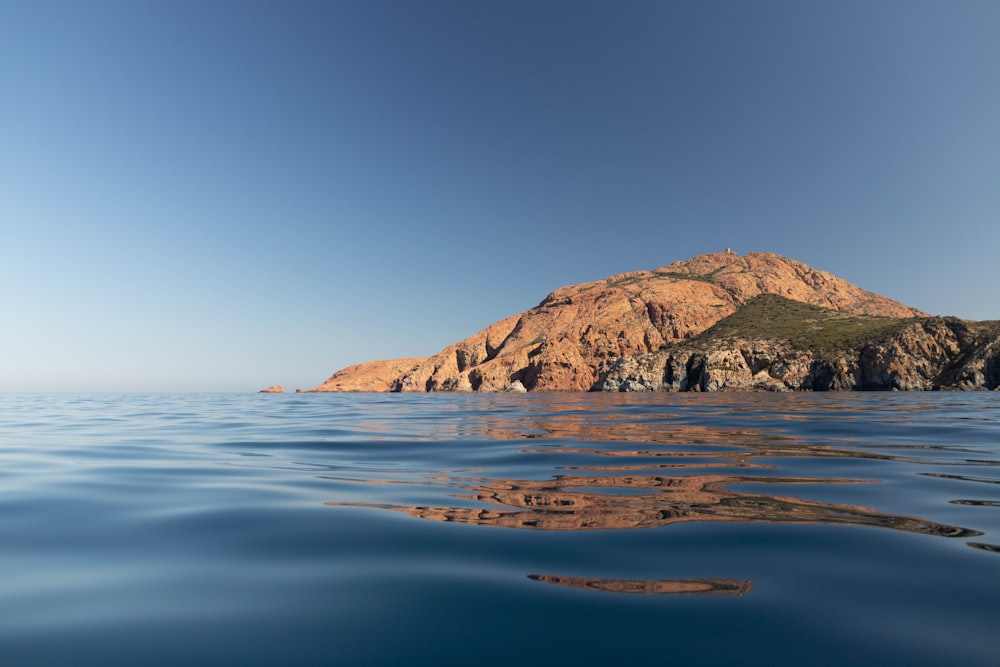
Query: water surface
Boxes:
[{"xmin": 1, "ymin": 392, "xmax": 998, "ymax": 665}]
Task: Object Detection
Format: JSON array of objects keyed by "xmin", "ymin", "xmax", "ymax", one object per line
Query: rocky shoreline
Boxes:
[
  {"xmin": 597, "ymin": 314, "xmax": 1000, "ymax": 392},
  {"xmin": 302, "ymin": 252, "xmax": 999, "ymax": 393}
]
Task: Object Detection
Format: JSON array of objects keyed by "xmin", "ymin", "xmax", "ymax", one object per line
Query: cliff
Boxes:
[
  {"xmin": 305, "ymin": 250, "xmax": 1000, "ymax": 393},
  {"xmin": 310, "ymin": 358, "xmax": 428, "ymax": 393},
  {"xmin": 597, "ymin": 295, "xmax": 1000, "ymax": 392}
]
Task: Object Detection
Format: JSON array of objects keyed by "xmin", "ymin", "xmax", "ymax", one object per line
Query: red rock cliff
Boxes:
[{"xmin": 309, "ymin": 252, "xmax": 926, "ymax": 392}]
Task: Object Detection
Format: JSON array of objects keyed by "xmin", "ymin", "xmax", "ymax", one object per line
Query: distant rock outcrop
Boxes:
[
  {"xmin": 308, "ymin": 251, "xmax": 998, "ymax": 393},
  {"xmin": 259, "ymin": 385, "xmax": 284, "ymax": 393}
]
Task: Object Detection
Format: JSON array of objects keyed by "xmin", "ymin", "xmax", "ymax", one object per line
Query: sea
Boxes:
[{"xmin": 0, "ymin": 391, "xmax": 998, "ymax": 666}]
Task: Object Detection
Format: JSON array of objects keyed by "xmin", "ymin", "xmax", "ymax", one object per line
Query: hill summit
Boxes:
[{"xmin": 308, "ymin": 251, "xmax": 983, "ymax": 393}]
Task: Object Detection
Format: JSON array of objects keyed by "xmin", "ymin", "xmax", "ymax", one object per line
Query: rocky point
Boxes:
[{"xmin": 306, "ymin": 251, "xmax": 999, "ymax": 392}]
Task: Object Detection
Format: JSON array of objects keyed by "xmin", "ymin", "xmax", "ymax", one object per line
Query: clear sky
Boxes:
[{"xmin": 2, "ymin": 0, "xmax": 998, "ymax": 392}]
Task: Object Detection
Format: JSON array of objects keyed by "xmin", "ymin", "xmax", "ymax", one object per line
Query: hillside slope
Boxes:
[
  {"xmin": 597, "ymin": 295, "xmax": 1000, "ymax": 392},
  {"xmin": 309, "ymin": 251, "xmax": 931, "ymax": 392}
]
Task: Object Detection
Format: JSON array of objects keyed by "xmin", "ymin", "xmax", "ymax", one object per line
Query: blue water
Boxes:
[{"xmin": 1, "ymin": 392, "xmax": 998, "ymax": 665}]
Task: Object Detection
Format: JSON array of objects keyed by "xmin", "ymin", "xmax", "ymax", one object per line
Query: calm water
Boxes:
[{"xmin": 1, "ymin": 392, "xmax": 998, "ymax": 666}]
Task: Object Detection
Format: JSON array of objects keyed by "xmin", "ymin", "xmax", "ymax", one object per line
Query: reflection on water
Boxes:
[
  {"xmin": 0, "ymin": 393, "xmax": 997, "ymax": 664},
  {"xmin": 327, "ymin": 471, "xmax": 980, "ymax": 537},
  {"xmin": 920, "ymin": 472, "xmax": 1000, "ymax": 485},
  {"xmin": 324, "ymin": 394, "xmax": 996, "ymax": 595},
  {"xmin": 528, "ymin": 574, "xmax": 753, "ymax": 595}
]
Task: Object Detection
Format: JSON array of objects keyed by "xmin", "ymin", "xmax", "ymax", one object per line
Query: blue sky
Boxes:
[{"xmin": 2, "ymin": 0, "xmax": 998, "ymax": 392}]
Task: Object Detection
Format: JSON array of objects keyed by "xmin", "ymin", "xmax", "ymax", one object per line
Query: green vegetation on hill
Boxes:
[
  {"xmin": 974, "ymin": 319, "xmax": 1000, "ymax": 337},
  {"xmin": 653, "ymin": 271, "xmax": 716, "ymax": 284},
  {"xmin": 682, "ymin": 294, "xmax": 915, "ymax": 352}
]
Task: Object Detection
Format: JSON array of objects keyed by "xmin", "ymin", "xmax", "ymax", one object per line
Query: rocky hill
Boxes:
[
  {"xmin": 597, "ymin": 295, "xmax": 1000, "ymax": 392},
  {"xmin": 305, "ymin": 251, "xmax": 1000, "ymax": 393}
]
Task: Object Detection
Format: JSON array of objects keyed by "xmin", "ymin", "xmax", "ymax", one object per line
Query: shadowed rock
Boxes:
[{"xmin": 310, "ymin": 251, "xmax": 952, "ymax": 393}]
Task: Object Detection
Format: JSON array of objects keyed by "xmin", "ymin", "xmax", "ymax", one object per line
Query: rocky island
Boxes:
[{"xmin": 307, "ymin": 252, "xmax": 1000, "ymax": 393}]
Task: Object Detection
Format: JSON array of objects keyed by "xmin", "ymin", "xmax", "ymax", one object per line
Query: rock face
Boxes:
[
  {"xmin": 598, "ymin": 321, "xmax": 1000, "ymax": 392},
  {"xmin": 311, "ymin": 358, "xmax": 428, "ymax": 392},
  {"xmin": 308, "ymin": 251, "xmax": 986, "ymax": 393},
  {"xmin": 259, "ymin": 385, "xmax": 284, "ymax": 393}
]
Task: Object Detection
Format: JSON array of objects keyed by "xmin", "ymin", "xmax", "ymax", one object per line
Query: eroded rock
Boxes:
[{"xmin": 306, "ymin": 251, "xmax": 1000, "ymax": 393}]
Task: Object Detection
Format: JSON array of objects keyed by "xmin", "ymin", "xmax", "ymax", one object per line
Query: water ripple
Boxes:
[{"xmin": 1, "ymin": 392, "xmax": 998, "ymax": 666}]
